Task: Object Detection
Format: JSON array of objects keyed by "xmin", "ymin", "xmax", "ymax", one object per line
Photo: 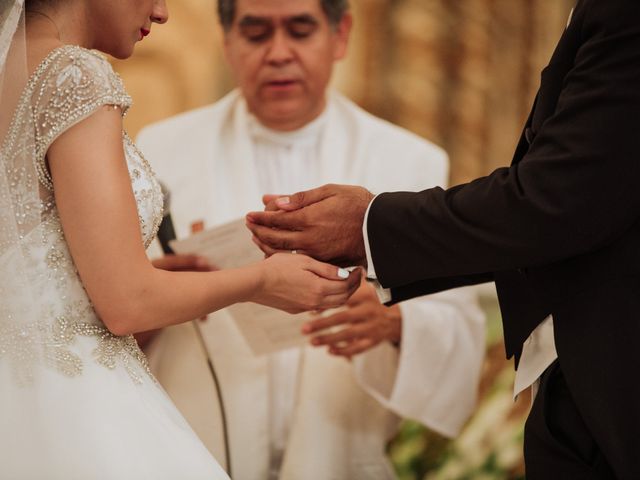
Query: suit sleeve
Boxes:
[
  {"xmin": 352, "ymin": 287, "xmax": 485, "ymax": 437},
  {"xmin": 368, "ymin": 0, "xmax": 640, "ymax": 289}
]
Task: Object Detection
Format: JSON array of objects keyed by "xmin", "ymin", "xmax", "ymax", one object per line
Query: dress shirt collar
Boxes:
[{"xmin": 248, "ymin": 106, "xmax": 329, "ymax": 147}]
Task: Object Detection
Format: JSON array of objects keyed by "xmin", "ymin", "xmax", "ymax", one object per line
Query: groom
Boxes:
[{"xmin": 248, "ymin": 0, "xmax": 640, "ymax": 478}]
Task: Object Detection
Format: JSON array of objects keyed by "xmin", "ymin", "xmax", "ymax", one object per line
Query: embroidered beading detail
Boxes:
[
  {"xmin": 0, "ymin": 302, "xmax": 153, "ymax": 385},
  {"xmin": 0, "ymin": 45, "xmax": 162, "ymax": 384}
]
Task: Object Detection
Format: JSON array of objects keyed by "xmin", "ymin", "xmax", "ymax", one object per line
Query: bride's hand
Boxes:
[{"xmin": 250, "ymin": 253, "xmax": 362, "ymax": 314}]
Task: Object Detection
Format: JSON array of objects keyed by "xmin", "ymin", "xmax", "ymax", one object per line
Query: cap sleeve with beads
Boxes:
[{"xmin": 30, "ymin": 45, "xmax": 132, "ymax": 190}]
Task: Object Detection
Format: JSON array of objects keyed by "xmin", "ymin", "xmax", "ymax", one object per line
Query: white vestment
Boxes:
[{"xmin": 137, "ymin": 90, "xmax": 485, "ymax": 480}]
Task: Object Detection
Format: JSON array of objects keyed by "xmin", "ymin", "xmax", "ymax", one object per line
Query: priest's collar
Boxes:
[{"xmin": 248, "ymin": 107, "xmax": 329, "ymax": 147}]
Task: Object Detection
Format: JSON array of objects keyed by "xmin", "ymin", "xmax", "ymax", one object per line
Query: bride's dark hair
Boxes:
[{"xmin": 25, "ymin": 0, "xmax": 55, "ymax": 10}]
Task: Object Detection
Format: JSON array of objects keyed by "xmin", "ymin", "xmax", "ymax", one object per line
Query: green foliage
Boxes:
[{"xmin": 388, "ymin": 291, "xmax": 528, "ymax": 480}]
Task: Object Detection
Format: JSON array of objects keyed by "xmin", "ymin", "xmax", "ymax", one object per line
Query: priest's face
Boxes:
[{"xmin": 223, "ymin": 0, "xmax": 351, "ymax": 131}]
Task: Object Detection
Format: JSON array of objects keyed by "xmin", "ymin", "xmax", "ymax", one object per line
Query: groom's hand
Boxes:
[{"xmin": 246, "ymin": 184, "xmax": 375, "ymax": 267}]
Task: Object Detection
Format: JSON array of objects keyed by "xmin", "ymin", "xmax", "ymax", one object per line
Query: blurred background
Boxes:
[{"xmin": 113, "ymin": 1, "xmax": 575, "ymax": 478}]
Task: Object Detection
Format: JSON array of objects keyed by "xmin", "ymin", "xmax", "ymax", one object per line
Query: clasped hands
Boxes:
[
  {"xmin": 246, "ymin": 184, "xmax": 402, "ymax": 357},
  {"xmin": 246, "ymin": 184, "xmax": 374, "ymax": 267}
]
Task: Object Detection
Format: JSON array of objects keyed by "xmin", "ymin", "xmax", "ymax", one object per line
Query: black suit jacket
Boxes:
[{"xmin": 367, "ymin": 0, "xmax": 640, "ymax": 474}]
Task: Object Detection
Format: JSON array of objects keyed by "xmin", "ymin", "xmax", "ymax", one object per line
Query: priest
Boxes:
[{"xmin": 138, "ymin": 1, "xmax": 486, "ymax": 478}]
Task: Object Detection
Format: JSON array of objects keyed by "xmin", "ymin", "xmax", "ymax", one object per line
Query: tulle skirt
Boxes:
[{"xmin": 0, "ymin": 335, "xmax": 229, "ymax": 480}]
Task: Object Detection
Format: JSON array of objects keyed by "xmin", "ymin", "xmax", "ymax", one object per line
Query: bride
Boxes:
[{"xmin": 0, "ymin": 0, "xmax": 360, "ymax": 478}]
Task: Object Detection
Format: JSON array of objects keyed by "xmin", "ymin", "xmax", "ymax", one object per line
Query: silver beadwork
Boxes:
[{"xmin": 0, "ymin": 45, "xmax": 162, "ymax": 385}]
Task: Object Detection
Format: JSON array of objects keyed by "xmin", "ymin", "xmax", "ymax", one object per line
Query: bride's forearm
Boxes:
[
  {"xmin": 93, "ymin": 253, "xmax": 360, "ymax": 336},
  {"xmin": 98, "ymin": 262, "xmax": 264, "ymax": 336}
]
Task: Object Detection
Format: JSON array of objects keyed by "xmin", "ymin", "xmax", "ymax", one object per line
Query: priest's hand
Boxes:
[
  {"xmin": 301, "ymin": 280, "xmax": 402, "ymax": 358},
  {"xmin": 246, "ymin": 184, "xmax": 375, "ymax": 268}
]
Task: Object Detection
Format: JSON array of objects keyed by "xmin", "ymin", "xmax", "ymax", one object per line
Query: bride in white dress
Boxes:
[{"xmin": 0, "ymin": 1, "xmax": 360, "ymax": 478}]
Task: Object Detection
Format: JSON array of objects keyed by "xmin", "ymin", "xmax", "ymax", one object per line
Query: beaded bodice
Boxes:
[{"xmin": 0, "ymin": 46, "xmax": 162, "ymax": 384}]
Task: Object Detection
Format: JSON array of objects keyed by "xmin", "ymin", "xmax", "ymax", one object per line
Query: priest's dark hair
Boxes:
[{"xmin": 217, "ymin": 0, "xmax": 349, "ymax": 31}]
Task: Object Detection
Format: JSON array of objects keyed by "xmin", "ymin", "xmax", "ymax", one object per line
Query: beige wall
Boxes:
[
  {"xmin": 112, "ymin": 0, "xmax": 228, "ymax": 137},
  {"xmin": 114, "ymin": 0, "xmax": 575, "ymax": 185}
]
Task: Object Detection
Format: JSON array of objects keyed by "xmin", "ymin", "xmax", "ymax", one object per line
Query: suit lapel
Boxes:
[{"xmin": 512, "ymin": 2, "xmax": 583, "ymax": 164}]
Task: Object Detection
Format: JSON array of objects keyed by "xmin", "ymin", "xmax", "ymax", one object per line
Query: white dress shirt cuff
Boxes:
[{"xmin": 362, "ymin": 194, "xmax": 392, "ymax": 303}]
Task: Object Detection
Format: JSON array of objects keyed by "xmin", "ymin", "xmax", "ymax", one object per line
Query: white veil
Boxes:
[
  {"xmin": 0, "ymin": 0, "xmax": 49, "ymax": 384},
  {"xmin": 1, "ymin": 1, "xmax": 83, "ymax": 461},
  {"xmin": 0, "ymin": 0, "xmax": 23, "ymax": 64}
]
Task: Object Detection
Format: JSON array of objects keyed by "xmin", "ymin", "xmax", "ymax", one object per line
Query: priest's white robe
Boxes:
[{"xmin": 137, "ymin": 90, "xmax": 485, "ymax": 480}]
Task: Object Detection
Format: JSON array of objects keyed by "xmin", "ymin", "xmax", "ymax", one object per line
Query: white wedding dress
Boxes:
[{"xmin": 0, "ymin": 45, "xmax": 229, "ymax": 479}]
